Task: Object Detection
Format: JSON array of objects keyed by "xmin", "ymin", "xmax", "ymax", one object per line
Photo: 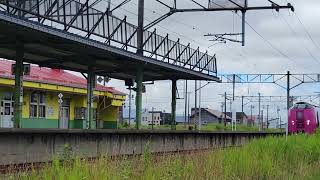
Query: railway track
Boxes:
[
  {"xmin": 0, "ymin": 145, "xmax": 243, "ymax": 175},
  {"xmin": 0, "ymin": 129, "xmax": 283, "ymax": 173}
]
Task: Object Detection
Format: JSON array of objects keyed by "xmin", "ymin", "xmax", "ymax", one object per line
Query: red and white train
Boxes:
[{"xmin": 288, "ymin": 102, "xmax": 319, "ymax": 134}]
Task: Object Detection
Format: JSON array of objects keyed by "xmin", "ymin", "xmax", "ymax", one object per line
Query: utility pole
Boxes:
[
  {"xmin": 221, "ymin": 102, "xmax": 224, "ymax": 124},
  {"xmin": 258, "ymin": 93, "xmax": 261, "ymax": 131},
  {"xmin": 128, "ymin": 86, "xmax": 132, "ymax": 127},
  {"xmin": 266, "ymin": 105, "xmax": 269, "ymax": 129},
  {"xmin": 241, "ymin": 96, "xmax": 244, "ymax": 113},
  {"xmin": 261, "ymin": 109, "xmax": 264, "ymax": 130},
  {"xmin": 184, "ymin": 80, "xmax": 187, "ymax": 127},
  {"xmin": 188, "ymin": 92, "xmax": 191, "ymax": 127},
  {"xmin": 232, "ymin": 74, "xmax": 235, "ymax": 101},
  {"xmin": 151, "ymin": 107, "xmax": 154, "ymax": 130},
  {"xmin": 195, "ymin": 80, "xmax": 197, "ymax": 129},
  {"xmin": 250, "ymin": 105, "xmax": 254, "ymax": 126},
  {"xmin": 198, "ymin": 80, "xmax": 202, "ymax": 131},
  {"xmin": 277, "ymin": 106, "xmax": 280, "ymax": 128},
  {"xmin": 241, "ymin": 0, "xmax": 248, "ymax": 46},
  {"xmin": 286, "ymin": 71, "xmax": 290, "ymax": 138},
  {"xmin": 108, "ymin": 0, "xmax": 111, "ymax": 12},
  {"xmin": 224, "ymin": 92, "xmax": 227, "ymax": 126}
]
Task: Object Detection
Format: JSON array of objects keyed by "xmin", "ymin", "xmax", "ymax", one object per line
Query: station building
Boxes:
[{"xmin": 0, "ymin": 60, "xmax": 125, "ymax": 129}]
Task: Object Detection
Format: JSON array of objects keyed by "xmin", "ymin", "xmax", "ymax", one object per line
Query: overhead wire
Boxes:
[
  {"xmin": 284, "ymin": 0, "xmax": 320, "ymax": 52},
  {"xmin": 277, "ymin": 12, "xmax": 320, "ymax": 65},
  {"xmin": 101, "ymin": 0, "xmax": 207, "ymax": 47}
]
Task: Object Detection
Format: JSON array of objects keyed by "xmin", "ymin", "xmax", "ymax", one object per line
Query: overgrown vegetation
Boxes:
[
  {"xmin": 119, "ymin": 123, "xmax": 283, "ymax": 133},
  {"xmin": 10, "ymin": 132, "xmax": 320, "ymax": 180}
]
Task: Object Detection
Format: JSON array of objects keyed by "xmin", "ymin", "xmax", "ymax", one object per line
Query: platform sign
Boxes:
[{"xmin": 58, "ymin": 93, "xmax": 63, "ymax": 105}]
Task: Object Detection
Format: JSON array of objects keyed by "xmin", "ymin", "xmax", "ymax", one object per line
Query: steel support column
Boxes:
[
  {"xmin": 241, "ymin": 96, "xmax": 244, "ymax": 113},
  {"xmin": 137, "ymin": 0, "xmax": 144, "ymax": 55},
  {"xmin": 258, "ymin": 93, "xmax": 261, "ymax": 131},
  {"xmin": 135, "ymin": 0, "xmax": 144, "ymax": 130},
  {"xmin": 14, "ymin": 42, "xmax": 24, "ymax": 128},
  {"xmin": 224, "ymin": 92, "xmax": 227, "ymax": 127},
  {"xmin": 135, "ymin": 66, "xmax": 143, "ymax": 129},
  {"xmin": 171, "ymin": 79, "xmax": 177, "ymax": 130},
  {"xmin": 184, "ymin": 80, "xmax": 187, "ymax": 127},
  {"xmin": 87, "ymin": 69, "xmax": 95, "ymax": 129}
]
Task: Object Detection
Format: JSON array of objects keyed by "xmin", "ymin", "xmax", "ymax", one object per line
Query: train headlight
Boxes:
[
  {"xmin": 291, "ymin": 121, "xmax": 295, "ymax": 125},
  {"xmin": 307, "ymin": 120, "xmax": 310, "ymax": 126}
]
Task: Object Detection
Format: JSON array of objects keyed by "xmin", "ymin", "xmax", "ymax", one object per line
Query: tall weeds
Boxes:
[{"xmin": 11, "ymin": 132, "xmax": 320, "ymax": 180}]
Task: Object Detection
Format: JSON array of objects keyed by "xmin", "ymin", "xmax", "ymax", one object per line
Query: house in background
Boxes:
[
  {"xmin": 190, "ymin": 108, "xmax": 231, "ymax": 125},
  {"xmin": 0, "ymin": 60, "xmax": 125, "ymax": 129},
  {"xmin": 141, "ymin": 110, "xmax": 162, "ymax": 126},
  {"xmin": 225, "ymin": 112, "xmax": 248, "ymax": 125},
  {"xmin": 247, "ymin": 115, "xmax": 257, "ymax": 126}
]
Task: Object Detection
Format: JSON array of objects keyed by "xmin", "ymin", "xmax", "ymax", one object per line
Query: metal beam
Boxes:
[
  {"xmin": 65, "ymin": 0, "xmax": 89, "ymax": 31},
  {"xmin": 110, "ymin": 0, "xmax": 131, "ymax": 13},
  {"xmin": 183, "ymin": 47, "xmax": 199, "ymax": 67},
  {"xmin": 192, "ymin": 51, "xmax": 207, "ymax": 70},
  {"xmin": 172, "ymin": 5, "xmax": 294, "ymax": 13},
  {"xmin": 162, "ymin": 38, "xmax": 179, "ymax": 62},
  {"xmin": 86, "ymin": 9, "xmax": 108, "ymax": 38},
  {"xmin": 149, "ymin": 34, "xmax": 168, "ymax": 58}
]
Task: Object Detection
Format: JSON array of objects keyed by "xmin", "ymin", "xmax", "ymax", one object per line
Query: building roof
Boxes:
[
  {"xmin": 191, "ymin": 108, "xmax": 232, "ymax": 120},
  {"xmin": 0, "ymin": 59, "xmax": 125, "ymax": 95},
  {"xmin": 225, "ymin": 112, "xmax": 248, "ymax": 119}
]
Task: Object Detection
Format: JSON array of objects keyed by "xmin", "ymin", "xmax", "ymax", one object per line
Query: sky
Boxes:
[{"xmin": 94, "ymin": 0, "xmax": 320, "ymax": 126}]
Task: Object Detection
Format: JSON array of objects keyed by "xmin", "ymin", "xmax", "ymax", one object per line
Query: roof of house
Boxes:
[
  {"xmin": 191, "ymin": 108, "xmax": 232, "ymax": 120},
  {"xmin": 0, "ymin": 59, "xmax": 125, "ymax": 95},
  {"xmin": 225, "ymin": 112, "xmax": 248, "ymax": 119}
]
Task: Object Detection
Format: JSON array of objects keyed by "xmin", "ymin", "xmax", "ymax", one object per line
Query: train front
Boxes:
[{"xmin": 288, "ymin": 102, "xmax": 318, "ymax": 134}]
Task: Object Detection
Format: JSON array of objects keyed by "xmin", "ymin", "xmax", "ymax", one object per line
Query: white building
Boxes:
[{"xmin": 142, "ymin": 111, "xmax": 162, "ymax": 126}]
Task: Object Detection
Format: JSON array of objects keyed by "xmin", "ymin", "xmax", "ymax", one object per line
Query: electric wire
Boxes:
[
  {"xmin": 277, "ymin": 13, "xmax": 320, "ymax": 65},
  {"xmin": 284, "ymin": 0, "xmax": 320, "ymax": 52},
  {"xmin": 101, "ymin": 0, "xmax": 207, "ymax": 46}
]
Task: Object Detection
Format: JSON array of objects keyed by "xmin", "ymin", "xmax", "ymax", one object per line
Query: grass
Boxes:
[{"xmin": 9, "ymin": 132, "xmax": 320, "ymax": 180}]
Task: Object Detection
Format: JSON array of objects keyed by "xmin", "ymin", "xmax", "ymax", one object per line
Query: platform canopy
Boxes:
[{"xmin": 0, "ymin": 0, "xmax": 220, "ymax": 82}]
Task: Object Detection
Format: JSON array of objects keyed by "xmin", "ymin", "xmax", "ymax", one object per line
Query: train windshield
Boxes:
[{"xmin": 293, "ymin": 103, "xmax": 313, "ymax": 109}]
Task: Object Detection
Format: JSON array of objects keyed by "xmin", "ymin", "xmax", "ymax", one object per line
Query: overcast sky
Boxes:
[{"xmin": 97, "ymin": 0, "xmax": 320, "ymax": 125}]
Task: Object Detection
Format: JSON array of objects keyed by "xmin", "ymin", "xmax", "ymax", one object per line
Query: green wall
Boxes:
[
  {"xmin": 21, "ymin": 119, "xmax": 104, "ymax": 129},
  {"xmin": 21, "ymin": 118, "xmax": 58, "ymax": 128}
]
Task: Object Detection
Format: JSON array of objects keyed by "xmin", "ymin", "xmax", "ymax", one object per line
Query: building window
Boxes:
[
  {"xmin": 93, "ymin": 108, "xmax": 97, "ymax": 120},
  {"xmin": 38, "ymin": 93, "xmax": 46, "ymax": 118},
  {"xmin": 29, "ymin": 92, "xmax": 46, "ymax": 118},
  {"xmin": 75, "ymin": 107, "xmax": 86, "ymax": 120},
  {"xmin": 30, "ymin": 92, "xmax": 38, "ymax": 118}
]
